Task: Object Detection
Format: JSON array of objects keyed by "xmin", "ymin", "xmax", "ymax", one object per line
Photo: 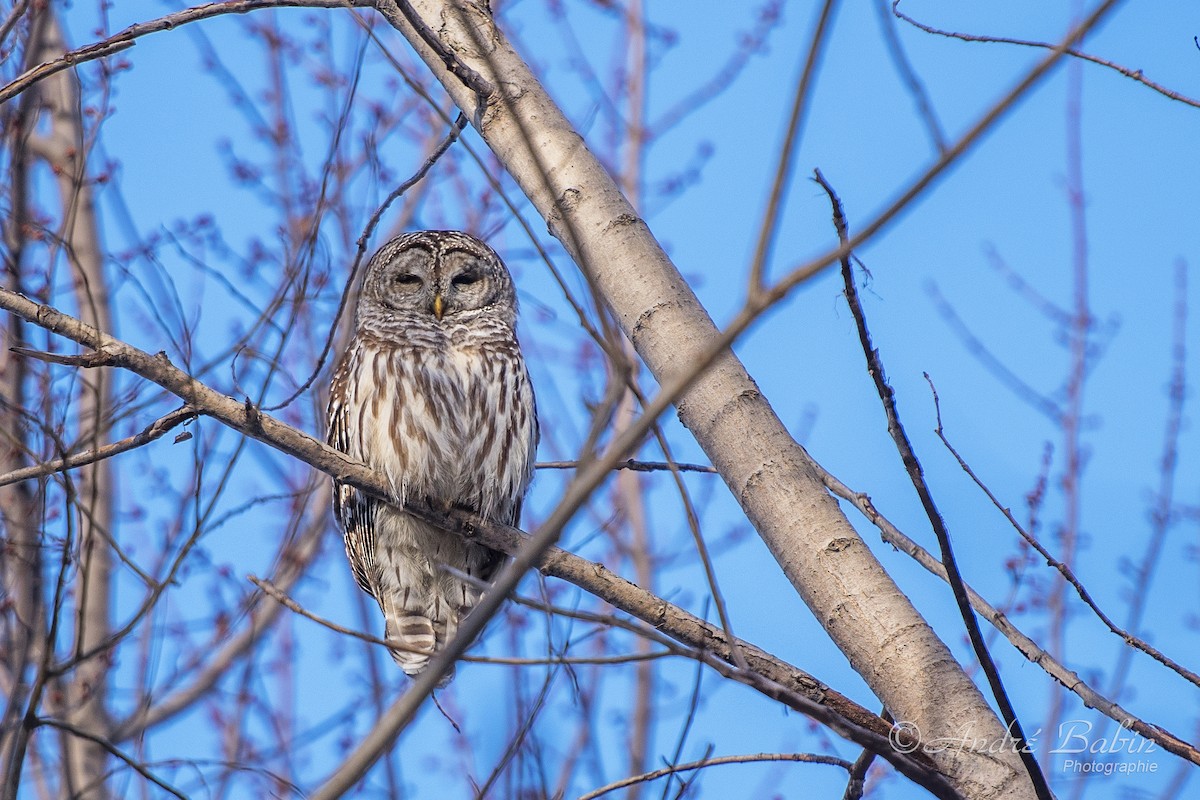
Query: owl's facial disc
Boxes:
[{"xmin": 363, "ymin": 233, "xmax": 513, "ymax": 326}]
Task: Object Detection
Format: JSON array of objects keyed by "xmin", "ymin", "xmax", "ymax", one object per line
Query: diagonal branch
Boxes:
[
  {"xmin": 0, "ymin": 0, "xmax": 376, "ymax": 106},
  {"xmin": 816, "ymin": 468, "xmax": 1200, "ymax": 767},
  {"xmin": 932, "ymin": 399, "xmax": 1200, "ymax": 691},
  {"xmin": 0, "ymin": 404, "xmax": 195, "ymax": 488},
  {"xmin": 578, "ymin": 751, "xmax": 853, "ymax": 800},
  {"xmin": 33, "ymin": 718, "xmax": 186, "ymax": 799},
  {"xmin": 746, "ymin": 0, "xmax": 839, "ymax": 293},
  {"xmin": 815, "ymin": 169, "xmax": 1050, "ymax": 799},
  {"xmin": 0, "ymin": 287, "xmax": 957, "ymax": 793},
  {"xmin": 375, "ymin": 0, "xmax": 491, "ymax": 111},
  {"xmin": 893, "ymin": 0, "xmax": 1200, "ymax": 110}
]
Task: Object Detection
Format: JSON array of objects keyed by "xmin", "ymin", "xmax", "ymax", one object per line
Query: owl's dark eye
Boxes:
[
  {"xmin": 451, "ymin": 271, "xmax": 481, "ymax": 287},
  {"xmin": 395, "ymin": 273, "xmax": 422, "ymax": 288}
]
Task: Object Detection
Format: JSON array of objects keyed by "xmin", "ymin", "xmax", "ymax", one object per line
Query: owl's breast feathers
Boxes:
[{"xmin": 328, "ymin": 329, "xmax": 537, "ymax": 529}]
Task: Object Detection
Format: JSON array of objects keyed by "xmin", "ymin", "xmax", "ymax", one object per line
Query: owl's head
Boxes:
[{"xmin": 358, "ymin": 230, "xmax": 517, "ymax": 330}]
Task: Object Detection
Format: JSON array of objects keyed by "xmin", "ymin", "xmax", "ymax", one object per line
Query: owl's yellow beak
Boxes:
[{"xmin": 432, "ymin": 293, "xmax": 445, "ymax": 321}]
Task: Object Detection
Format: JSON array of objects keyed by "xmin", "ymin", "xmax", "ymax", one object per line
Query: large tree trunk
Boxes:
[
  {"xmin": 0, "ymin": 31, "xmax": 43, "ymax": 786},
  {"xmin": 375, "ymin": 2, "xmax": 1035, "ymax": 797},
  {"xmin": 29, "ymin": 13, "xmax": 116, "ymax": 798}
]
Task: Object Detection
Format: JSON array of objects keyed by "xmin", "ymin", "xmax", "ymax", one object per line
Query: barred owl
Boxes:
[{"xmin": 327, "ymin": 230, "xmax": 538, "ymax": 683}]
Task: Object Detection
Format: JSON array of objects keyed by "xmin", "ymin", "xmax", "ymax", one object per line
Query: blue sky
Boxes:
[{"xmin": 36, "ymin": 1, "xmax": 1200, "ymax": 797}]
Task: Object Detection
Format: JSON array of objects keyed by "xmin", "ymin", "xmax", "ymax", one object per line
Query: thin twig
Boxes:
[
  {"xmin": 893, "ymin": 0, "xmax": 1200, "ymax": 110},
  {"xmin": 375, "ymin": 0, "xmax": 492, "ymax": 113},
  {"xmin": 579, "ymin": 752, "xmax": 852, "ymax": 800},
  {"xmin": 661, "ymin": 658, "xmax": 706, "ymax": 800},
  {"xmin": 842, "ymin": 748, "xmax": 876, "ymax": 800},
  {"xmin": 817, "ymin": 467, "xmax": 1200, "ymax": 766},
  {"xmin": 111, "ymin": 499, "xmax": 328, "ymax": 742},
  {"xmin": 466, "ymin": 652, "xmax": 673, "ymax": 666},
  {"xmin": 1097, "ymin": 258, "xmax": 1193, "ymax": 717},
  {"xmin": 842, "ymin": 708, "xmax": 890, "ymax": 800},
  {"xmin": 775, "ymin": 0, "xmax": 1125, "ymax": 293},
  {"xmin": 645, "ymin": 425, "xmax": 747, "ymax": 672},
  {"xmin": 0, "ymin": 0, "xmax": 375, "ymax": 105},
  {"xmin": 746, "ymin": 0, "xmax": 838, "ymax": 293},
  {"xmin": 928, "ymin": 384, "xmax": 1200, "ymax": 690},
  {"xmin": 982, "ymin": 245, "xmax": 1073, "ymax": 327},
  {"xmin": 924, "ymin": 281, "xmax": 1064, "ymax": 423},
  {"xmin": 814, "ymin": 169, "xmax": 1051, "ymax": 800},
  {"xmin": 536, "ymin": 458, "xmax": 716, "ymax": 474},
  {"xmin": 249, "ymin": 574, "xmax": 673, "ymax": 666},
  {"xmin": 249, "ymin": 574, "xmax": 428, "ymax": 656},
  {"xmin": 8, "ymin": 345, "xmax": 116, "ymax": 367},
  {"xmin": 0, "ymin": 0, "xmax": 31, "ymax": 55},
  {"xmin": 34, "ymin": 718, "xmax": 187, "ymax": 799},
  {"xmin": 1048, "ymin": 60, "xmax": 1091, "ymax": 767},
  {"xmin": 648, "ymin": 0, "xmax": 784, "ymax": 137},
  {"xmin": 0, "ymin": 405, "xmax": 195, "ymax": 487},
  {"xmin": 872, "ymin": 0, "xmax": 946, "ymax": 152}
]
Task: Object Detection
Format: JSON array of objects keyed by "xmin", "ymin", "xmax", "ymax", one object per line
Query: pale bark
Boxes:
[
  {"xmin": 376, "ymin": 2, "xmax": 1035, "ymax": 797},
  {"xmin": 614, "ymin": 3, "xmax": 654, "ymax": 789},
  {"xmin": 0, "ymin": 29, "xmax": 41, "ymax": 786},
  {"xmin": 31, "ymin": 13, "xmax": 115, "ymax": 798}
]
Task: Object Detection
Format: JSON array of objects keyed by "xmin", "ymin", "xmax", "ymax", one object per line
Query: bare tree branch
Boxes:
[
  {"xmin": 28, "ymin": 11, "xmax": 117, "ymax": 795},
  {"xmin": 0, "ymin": 0, "xmax": 374, "ymax": 106},
  {"xmin": 746, "ymin": 0, "xmax": 838, "ymax": 293},
  {"xmin": 34, "ymin": 718, "xmax": 186, "ymax": 800},
  {"xmin": 578, "ymin": 751, "xmax": 853, "ymax": 800},
  {"xmin": 111, "ymin": 493, "xmax": 327, "ymax": 743},
  {"xmin": 930, "ymin": 386, "xmax": 1200, "ymax": 690},
  {"xmin": 815, "ymin": 169, "xmax": 1050, "ymax": 800},
  {"xmin": 536, "ymin": 459, "xmax": 716, "ymax": 474},
  {"xmin": 842, "ymin": 708, "xmax": 891, "ymax": 800},
  {"xmin": 817, "ymin": 469, "xmax": 1200, "ymax": 767},
  {"xmin": 893, "ymin": 0, "xmax": 1200, "ymax": 110},
  {"xmin": 872, "ymin": 0, "xmax": 947, "ymax": 152},
  {"xmin": 0, "ymin": 404, "xmax": 194, "ymax": 487}
]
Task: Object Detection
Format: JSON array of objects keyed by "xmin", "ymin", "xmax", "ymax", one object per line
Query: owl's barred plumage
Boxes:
[{"xmin": 327, "ymin": 231, "xmax": 538, "ymax": 683}]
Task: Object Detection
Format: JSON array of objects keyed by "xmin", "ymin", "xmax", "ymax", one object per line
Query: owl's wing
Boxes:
[
  {"xmin": 328, "ymin": 350, "xmax": 377, "ymax": 595},
  {"xmin": 502, "ymin": 367, "xmax": 540, "ymax": 530}
]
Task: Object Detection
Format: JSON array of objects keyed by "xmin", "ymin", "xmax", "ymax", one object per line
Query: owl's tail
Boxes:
[{"xmin": 378, "ymin": 594, "xmax": 456, "ymax": 686}]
